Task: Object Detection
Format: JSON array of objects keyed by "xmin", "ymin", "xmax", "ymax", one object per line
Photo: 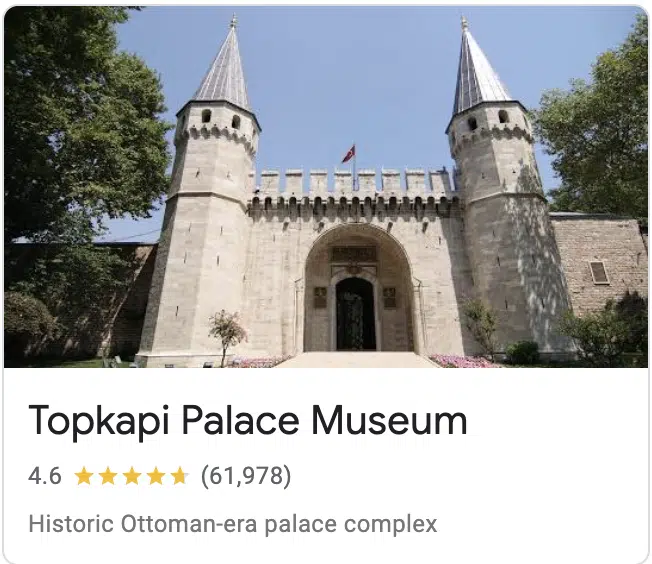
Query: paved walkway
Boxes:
[{"xmin": 275, "ymin": 352, "xmax": 437, "ymax": 368}]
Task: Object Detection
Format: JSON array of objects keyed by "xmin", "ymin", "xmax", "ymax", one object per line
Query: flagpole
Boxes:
[{"xmin": 353, "ymin": 141, "xmax": 357, "ymax": 191}]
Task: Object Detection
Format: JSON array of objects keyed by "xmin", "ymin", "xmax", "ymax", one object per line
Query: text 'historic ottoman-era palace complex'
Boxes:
[{"xmin": 111, "ymin": 15, "xmax": 646, "ymax": 367}]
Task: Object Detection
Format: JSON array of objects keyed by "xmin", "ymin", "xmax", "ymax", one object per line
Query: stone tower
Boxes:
[
  {"xmin": 447, "ymin": 17, "xmax": 571, "ymax": 354},
  {"xmin": 136, "ymin": 15, "xmax": 260, "ymax": 367}
]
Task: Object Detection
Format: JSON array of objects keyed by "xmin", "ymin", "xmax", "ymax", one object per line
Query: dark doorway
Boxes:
[{"xmin": 336, "ymin": 277, "xmax": 376, "ymax": 350}]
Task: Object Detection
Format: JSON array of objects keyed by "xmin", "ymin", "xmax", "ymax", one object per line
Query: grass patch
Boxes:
[{"xmin": 6, "ymin": 358, "xmax": 131, "ymax": 368}]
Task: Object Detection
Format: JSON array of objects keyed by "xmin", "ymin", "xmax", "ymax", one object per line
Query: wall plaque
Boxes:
[
  {"xmin": 331, "ymin": 246, "xmax": 377, "ymax": 263},
  {"xmin": 383, "ymin": 287, "xmax": 397, "ymax": 309},
  {"xmin": 314, "ymin": 287, "xmax": 327, "ymax": 309}
]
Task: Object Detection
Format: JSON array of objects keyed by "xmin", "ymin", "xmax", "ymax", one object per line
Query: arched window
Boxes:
[
  {"xmin": 201, "ymin": 109, "xmax": 211, "ymax": 123},
  {"xmin": 498, "ymin": 109, "xmax": 509, "ymax": 124},
  {"xmin": 468, "ymin": 116, "xmax": 478, "ymax": 131},
  {"xmin": 231, "ymin": 115, "xmax": 241, "ymax": 129}
]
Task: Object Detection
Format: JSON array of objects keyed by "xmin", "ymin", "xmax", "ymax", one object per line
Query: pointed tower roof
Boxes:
[
  {"xmin": 192, "ymin": 14, "xmax": 251, "ymax": 111},
  {"xmin": 452, "ymin": 17, "xmax": 512, "ymax": 115}
]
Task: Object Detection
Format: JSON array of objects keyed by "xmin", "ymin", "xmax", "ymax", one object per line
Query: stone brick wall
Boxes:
[
  {"xmin": 551, "ymin": 214, "xmax": 648, "ymax": 314},
  {"xmin": 6, "ymin": 212, "xmax": 647, "ymax": 364}
]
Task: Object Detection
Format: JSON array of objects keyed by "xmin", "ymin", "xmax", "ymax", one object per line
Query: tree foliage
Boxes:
[
  {"xmin": 4, "ymin": 6, "xmax": 172, "ymax": 243},
  {"xmin": 4, "ymin": 291, "xmax": 58, "ymax": 358},
  {"xmin": 504, "ymin": 341, "xmax": 540, "ymax": 365},
  {"xmin": 558, "ymin": 291, "xmax": 648, "ymax": 367},
  {"xmin": 533, "ymin": 14, "xmax": 647, "ymax": 220},
  {"xmin": 4, "ymin": 291, "xmax": 57, "ymax": 338},
  {"xmin": 7, "ymin": 245, "xmax": 133, "ymax": 314},
  {"xmin": 208, "ymin": 310, "xmax": 248, "ymax": 367},
  {"xmin": 463, "ymin": 299, "xmax": 498, "ymax": 360}
]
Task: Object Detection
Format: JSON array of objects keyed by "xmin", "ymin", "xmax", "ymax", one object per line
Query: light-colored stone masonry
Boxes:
[
  {"xmin": 448, "ymin": 101, "xmax": 573, "ymax": 353},
  {"xmin": 130, "ymin": 97, "xmax": 647, "ymax": 367},
  {"xmin": 241, "ymin": 179, "xmax": 473, "ymax": 358}
]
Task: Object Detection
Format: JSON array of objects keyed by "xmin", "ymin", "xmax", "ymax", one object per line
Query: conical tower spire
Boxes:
[
  {"xmin": 192, "ymin": 14, "xmax": 251, "ymax": 111},
  {"xmin": 452, "ymin": 17, "xmax": 511, "ymax": 115}
]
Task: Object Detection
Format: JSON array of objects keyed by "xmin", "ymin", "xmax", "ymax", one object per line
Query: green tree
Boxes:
[
  {"xmin": 5, "ymin": 6, "xmax": 172, "ymax": 243},
  {"xmin": 463, "ymin": 299, "xmax": 498, "ymax": 360},
  {"xmin": 209, "ymin": 310, "xmax": 247, "ymax": 368},
  {"xmin": 533, "ymin": 14, "xmax": 647, "ymax": 220},
  {"xmin": 4, "ymin": 7, "xmax": 172, "ymax": 320}
]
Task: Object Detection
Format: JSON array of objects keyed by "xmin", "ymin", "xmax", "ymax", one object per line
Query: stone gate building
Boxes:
[{"xmin": 133, "ymin": 16, "xmax": 648, "ymax": 367}]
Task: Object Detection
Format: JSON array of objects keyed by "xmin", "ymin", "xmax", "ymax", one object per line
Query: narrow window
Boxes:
[
  {"xmin": 232, "ymin": 115, "xmax": 241, "ymax": 129},
  {"xmin": 201, "ymin": 109, "xmax": 211, "ymax": 123},
  {"xmin": 498, "ymin": 109, "xmax": 509, "ymax": 124},
  {"xmin": 468, "ymin": 116, "xmax": 478, "ymax": 131},
  {"xmin": 589, "ymin": 261, "xmax": 610, "ymax": 285}
]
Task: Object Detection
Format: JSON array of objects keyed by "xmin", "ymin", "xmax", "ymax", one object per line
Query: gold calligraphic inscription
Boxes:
[{"xmin": 331, "ymin": 246, "xmax": 377, "ymax": 263}]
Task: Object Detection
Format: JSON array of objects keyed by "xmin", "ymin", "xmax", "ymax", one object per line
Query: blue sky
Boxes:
[{"xmin": 101, "ymin": 5, "xmax": 643, "ymax": 242}]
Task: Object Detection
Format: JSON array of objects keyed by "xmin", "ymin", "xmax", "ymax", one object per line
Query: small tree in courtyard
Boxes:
[
  {"xmin": 208, "ymin": 310, "xmax": 247, "ymax": 367},
  {"xmin": 463, "ymin": 298, "xmax": 498, "ymax": 361}
]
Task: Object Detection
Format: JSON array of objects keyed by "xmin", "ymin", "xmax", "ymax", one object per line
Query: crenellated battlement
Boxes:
[
  {"xmin": 246, "ymin": 168, "xmax": 461, "ymax": 219},
  {"xmin": 250, "ymin": 168, "xmax": 457, "ymax": 203}
]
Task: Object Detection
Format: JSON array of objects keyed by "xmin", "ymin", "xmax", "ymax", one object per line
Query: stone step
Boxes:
[{"xmin": 275, "ymin": 352, "xmax": 437, "ymax": 368}]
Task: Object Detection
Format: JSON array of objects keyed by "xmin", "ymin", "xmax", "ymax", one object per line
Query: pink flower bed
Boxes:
[
  {"xmin": 229, "ymin": 356, "xmax": 291, "ymax": 368},
  {"xmin": 429, "ymin": 354, "xmax": 501, "ymax": 368}
]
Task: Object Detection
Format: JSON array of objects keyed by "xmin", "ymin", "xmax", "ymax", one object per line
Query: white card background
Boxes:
[{"xmin": 2, "ymin": 368, "xmax": 648, "ymax": 564}]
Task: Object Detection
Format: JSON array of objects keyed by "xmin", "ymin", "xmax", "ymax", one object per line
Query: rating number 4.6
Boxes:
[{"xmin": 29, "ymin": 466, "xmax": 61, "ymax": 485}]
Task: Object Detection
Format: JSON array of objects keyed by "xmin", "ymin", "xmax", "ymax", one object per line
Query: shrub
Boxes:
[
  {"xmin": 463, "ymin": 299, "xmax": 498, "ymax": 360},
  {"xmin": 559, "ymin": 292, "xmax": 648, "ymax": 367},
  {"xmin": 208, "ymin": 310, "xmax": 247, "ymax": 367},
  {"xmin": 558, "ymin": 307, "xmax": 630, "ymax": 367},
  {"xmin": 505, "ymin": 341, "xmax": 540, "ymax": 365},
  {"xmin": 614, "ymin": 290, "xmax": 647, "ymax": 355},
  {"xmin": 4, "ymin": 291, "xmax": 58, "ymax": 358}
]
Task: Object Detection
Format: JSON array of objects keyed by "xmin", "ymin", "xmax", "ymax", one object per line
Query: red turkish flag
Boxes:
[{"xmin": 341, "ymin": 144, "xmax": 356, "ymax": 163}]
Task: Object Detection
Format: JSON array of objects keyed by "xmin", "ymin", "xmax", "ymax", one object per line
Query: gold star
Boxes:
[
  {"xmin": 123, "ymin": 467, "xmax": 141, "ymax": 485},
  {"xmin": 171, "ymin": 467, "xmax": 186, "ymax": 485},
  {"xmin": 99, "ymin": 467, "xmax": 117, "ymax": 485},
  {"xmin": 147, "ymin": 467, "xmax": 165, "ymax": 485},
  {"xmin": 75, "ymin": 466, "xmax": 93, "ymax": 485}
]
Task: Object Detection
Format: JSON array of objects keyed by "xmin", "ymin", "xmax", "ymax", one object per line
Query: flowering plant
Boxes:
[
  {"xmin": 229, "ymin": 356, "xmax": 291, "ymax": 368},
  {"xmin": 429, "ymin": 354, "xmax": 501, "ymax": 368}
]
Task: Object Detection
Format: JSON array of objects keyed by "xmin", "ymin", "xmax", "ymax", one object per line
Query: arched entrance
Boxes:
[
  {"xmin": 336, "ymin": 277, "xmax": 376, "ymax": 350},
  {"xmin": 302, "ymin": 224, "xmax": 418, "ymax": 353}
]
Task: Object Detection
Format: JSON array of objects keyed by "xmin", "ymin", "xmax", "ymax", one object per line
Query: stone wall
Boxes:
[
  {"xmin": 551, "ymin": 214, "xmax": 648, "ymax": 314},
  {"xmin": 241, "ymin": 198, "xmax": 475, "ymax": 359},
  {"xmin": 6, "ymin": 212, "xmax": 647, "ymax": 364}
]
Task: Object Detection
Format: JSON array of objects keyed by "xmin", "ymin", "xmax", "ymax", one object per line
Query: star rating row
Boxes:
[{"xmin": 75, "ymin": 466, "xmax": 187, "ymax": 485}]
